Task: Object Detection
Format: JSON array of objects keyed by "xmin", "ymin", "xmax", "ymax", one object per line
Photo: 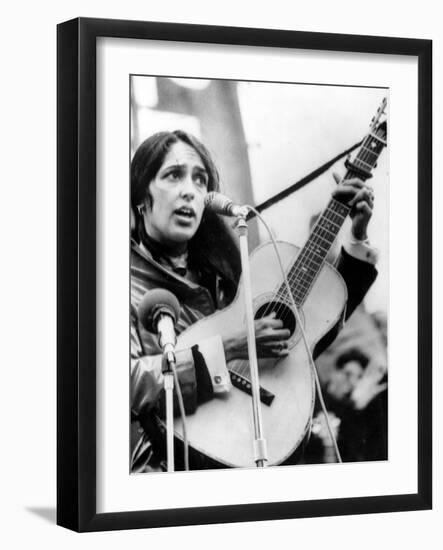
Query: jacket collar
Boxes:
[{"xmin": 131, "ymin": 238, "xmax": 201, "ymax": 291}]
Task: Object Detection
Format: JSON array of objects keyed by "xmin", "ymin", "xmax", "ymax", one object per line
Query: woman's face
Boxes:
[{"xmin": 142, "ymin": 141, "xmax": 209, "ymax": 248}]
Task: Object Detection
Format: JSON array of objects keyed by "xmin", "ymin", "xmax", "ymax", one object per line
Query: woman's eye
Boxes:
[
  {"xmin": 166, "ymin": 171, "xmax": 180, "ymax": 181},
  {"xmin": 195, "ymin": 174, "xmax": 208, "ymax": 187}
]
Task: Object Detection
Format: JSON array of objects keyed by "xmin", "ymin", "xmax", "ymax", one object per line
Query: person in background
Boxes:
[{"xmin": 325, "ymin": 348, "xmax": 388, "ymax": 462}]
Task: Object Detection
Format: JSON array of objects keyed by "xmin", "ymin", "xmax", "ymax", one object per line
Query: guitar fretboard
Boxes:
[{"xmin": 277, "ymin": 199, "xmax": 350, "ymax": 306}]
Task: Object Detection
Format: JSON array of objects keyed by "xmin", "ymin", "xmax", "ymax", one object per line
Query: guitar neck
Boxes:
[
  {"xmin": 277, "ymin": 106, "xmax": 387, "ymax": 306},
  {"xmin": 278, "ymin": 198, "xmax": 350, "ymax": 306}
]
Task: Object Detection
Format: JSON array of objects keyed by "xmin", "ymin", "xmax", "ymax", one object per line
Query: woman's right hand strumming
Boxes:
[{"xmin": 222, "ymin": 312, "xmax": 290, "ymax": 362}]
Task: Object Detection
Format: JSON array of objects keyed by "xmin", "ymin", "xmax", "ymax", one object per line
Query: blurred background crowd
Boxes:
[{"xmin": 130, "ymin": 75, "xmax": 389, "ymax": 464}]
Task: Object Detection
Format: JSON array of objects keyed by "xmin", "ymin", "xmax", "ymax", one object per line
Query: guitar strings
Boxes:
[
  {"xmin": 229, "ymin": 201, "xmax": 348, "ymax": 381},
  {"xmin": 254, "ymin": 195, "xmax": 349, "ymax": 326},
  {"xmin": 272, "ymin": 126, "xmax": 383, "ymax": 317},
  {"xmin": 271, "ymin": 131, "xmax": 379, "ymax": 314}
]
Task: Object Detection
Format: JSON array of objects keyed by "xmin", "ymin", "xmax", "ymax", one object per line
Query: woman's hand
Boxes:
[
  {"xmin": 223, "ymin": 312, "xmax": 290, "ymax": 362},
  {"xmin": 332, "ymin": 173, "xmax": 375, "ymax": 241}
]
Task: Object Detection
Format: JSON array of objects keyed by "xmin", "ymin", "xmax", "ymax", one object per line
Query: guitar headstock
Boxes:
[
  {"xmin": 344, "ymin": 97, "xmax": 388, "ymax": 180},
  {"xmin": 370, "ymin": 97, "xmax": 388, "ymax": 142}
]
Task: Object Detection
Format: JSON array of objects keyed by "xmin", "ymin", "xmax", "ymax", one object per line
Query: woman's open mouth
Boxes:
[{"xmin": 173, "ymin": 206, "xmax": 196, "ymax": 223}]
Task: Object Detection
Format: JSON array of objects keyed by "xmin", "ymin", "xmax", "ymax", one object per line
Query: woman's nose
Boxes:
[{"xmin": 180, "ymin": 175, "xmax": 195, "ymax": 199}]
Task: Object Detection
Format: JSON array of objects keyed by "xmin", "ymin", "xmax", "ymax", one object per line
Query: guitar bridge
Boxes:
[{"xmin": 229, "ymin": 371, "xmax": 275, "ymax": 406}]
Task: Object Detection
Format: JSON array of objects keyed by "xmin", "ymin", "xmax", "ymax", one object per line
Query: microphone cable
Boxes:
[{"xmin": 246, "ymin": 205, "xmax": 343, "ymax": 464}]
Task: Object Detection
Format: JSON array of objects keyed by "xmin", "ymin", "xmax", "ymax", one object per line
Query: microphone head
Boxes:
[
  {"xmin": 138, "ymin": 289, "xmax": 181, "ymax": 333},
  {"xmin": 204, "ymin": 192, "xmax": 232, "ymax": 215},
  {"xmin": 205, "ymin": 191, "xmax": 249, "ymax": 218}
]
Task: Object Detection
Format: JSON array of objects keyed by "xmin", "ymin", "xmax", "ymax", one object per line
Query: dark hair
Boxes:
[
  {"xmin": 131, "ymin": 129, "xmax": 220, "ymax": 210},
  {"xmin": 335, "ymin": 348, "xmax": 369, "ymax": 370},
  {"xmin": 131, "ymin": 130, "xmax": 241, "ymax": 296}
]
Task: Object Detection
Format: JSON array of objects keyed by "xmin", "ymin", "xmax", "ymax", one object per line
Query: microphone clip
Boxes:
[
  {"xmin": 161, "ymin": 348, "xmax": 176, "ymax": 374},
  {"xmin": 155, "ymin": 313, "xmax": 177, "ymax": 373}
]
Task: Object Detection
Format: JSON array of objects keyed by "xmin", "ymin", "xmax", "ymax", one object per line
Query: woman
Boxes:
[{"xmin": 130, "ymin": 129, "xmax": 377, "ymax": 472}]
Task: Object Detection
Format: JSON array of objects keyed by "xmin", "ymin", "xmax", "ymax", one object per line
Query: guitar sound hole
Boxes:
[{"xmin": 255, "ymin": 301, "xmax": 297, "ymax": 337}]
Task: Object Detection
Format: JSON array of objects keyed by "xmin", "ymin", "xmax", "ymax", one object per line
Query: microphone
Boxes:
[
  {"xmin": 138, "ymin": 289, "xmax": 181, "ymax": 367},
  {"xmin": 204, "ymin": 192, "xmax": 250, "ymax": 218}
]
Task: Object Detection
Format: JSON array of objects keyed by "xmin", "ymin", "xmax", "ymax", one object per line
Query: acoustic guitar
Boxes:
[{"xmin": 174, "ymin": 98, "xmax": 388, "ymax": 468}]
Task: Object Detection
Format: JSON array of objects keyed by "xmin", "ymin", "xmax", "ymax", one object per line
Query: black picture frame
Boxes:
[{"xmin": 57, "ymin": 17, "xmax": 432, "ymax": 532}]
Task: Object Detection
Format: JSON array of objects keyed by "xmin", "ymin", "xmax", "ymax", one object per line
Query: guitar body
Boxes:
[{"xmin": 174, "ymin": 240, "xmax": 348, "ymax": 468}]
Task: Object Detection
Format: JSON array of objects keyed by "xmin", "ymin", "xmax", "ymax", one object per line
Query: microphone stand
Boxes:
[
  {"xmin": 138, "ymin": 291, "xmax": 181, "ymax": 473},
  {"xmin": 160, "ymin": 326, "xmax": 177, "ymax": 473},
  {"xmin": 163, "ymin": 358, "xmax": 175, "ymax": 472},
  {"xmin": 235, "ymin": 213, "xmax": 268, "ymax": 468}
]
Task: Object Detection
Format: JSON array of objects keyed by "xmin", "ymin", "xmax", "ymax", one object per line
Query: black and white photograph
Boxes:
[
  {"xmin": 54, "ymin": 15, "xmax": 432, "ymax": 533},
  {"xmin": 1, "ymin": 0, "xmax": 440, "ymax": 542},
  {"xmin": 129, "ymin": 75, "xmax": 389, "ymax": 473}
]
